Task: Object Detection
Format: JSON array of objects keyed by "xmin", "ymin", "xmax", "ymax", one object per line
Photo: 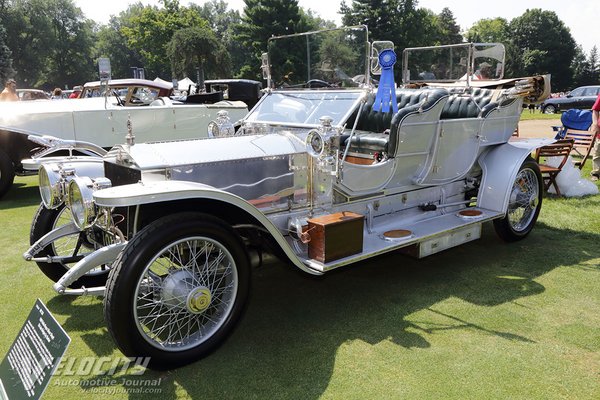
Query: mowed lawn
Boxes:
[{"xmin": 1, "ymin": 171, "xmax": 598, "ymax": 400}]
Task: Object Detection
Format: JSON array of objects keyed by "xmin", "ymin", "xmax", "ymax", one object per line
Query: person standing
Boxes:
[
  {"xmin": 0, "ymin": 78, "xmax": 18, "ymax": 101},
  {"xmin": 591, "ymin": 93, "xmax": 600, "ymax": 181}
]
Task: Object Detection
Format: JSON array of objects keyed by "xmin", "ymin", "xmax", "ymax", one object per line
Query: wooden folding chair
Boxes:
[
  {"xmin": 534, "ymin": 139, "xmax": 574, "ymax": 196},
  {"xmin": 563, "ymin": 129, "xmax": 596, "ymax": 169}
]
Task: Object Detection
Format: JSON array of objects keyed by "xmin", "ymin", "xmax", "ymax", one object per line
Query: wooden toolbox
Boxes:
[{"xmin": 307, "ymin": 211, "xmax": 364, "ymax": 263}]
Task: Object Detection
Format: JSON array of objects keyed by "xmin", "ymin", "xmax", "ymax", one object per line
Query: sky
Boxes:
[{"xmin": 74, "ymin": 0, "xmax": 598, "ymax": 54}]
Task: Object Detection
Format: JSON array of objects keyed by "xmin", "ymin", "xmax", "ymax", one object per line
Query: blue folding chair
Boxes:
[{"xmin": 552, "ymin": 109, "xmax": 596, "ymax": 169}]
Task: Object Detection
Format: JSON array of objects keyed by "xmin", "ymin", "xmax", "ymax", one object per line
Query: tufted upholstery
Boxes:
[
  {"xmin": 343, "ymin": 88, "xmax": 448, "ymax": 156},
  {"xmin": 440, "ymin": 88, "xmax": 493, "ymax": 119}
]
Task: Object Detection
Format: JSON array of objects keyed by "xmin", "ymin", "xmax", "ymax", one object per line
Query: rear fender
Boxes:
[{"xmin": 478, "ymin": 138, "xmax": 553, "ymax": 213}]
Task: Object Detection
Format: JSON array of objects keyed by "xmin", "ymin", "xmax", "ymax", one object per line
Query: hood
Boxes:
[{"xmin": 106, "ymin": 133, "xmax": 307, "ymax": 170}]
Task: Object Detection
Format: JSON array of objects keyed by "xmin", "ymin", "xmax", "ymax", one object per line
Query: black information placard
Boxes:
[{"xmin": 0, "ymin": 299, "xmax": 70, "ymax": 400}]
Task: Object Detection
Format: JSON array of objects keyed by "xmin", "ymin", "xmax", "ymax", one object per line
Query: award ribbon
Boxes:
[{"xmin": 372, "ymin": 49, "xmax": 398, "ymax": 113}]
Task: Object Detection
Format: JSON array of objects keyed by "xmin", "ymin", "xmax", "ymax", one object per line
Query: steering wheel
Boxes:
[
  {"xmin": 305, "ymin": 79, "xmax": 333, "ymax": 89},
  {"xmin": 112, "ymin": 89, "xmax": 125, "ymax": 106}
]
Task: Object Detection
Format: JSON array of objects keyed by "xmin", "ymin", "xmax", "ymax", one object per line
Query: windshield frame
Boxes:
[
  {"xmin": 265, "ymin": 25, "xmax": 370, "ymax": 90},
  {"xmin": 243, "ymin": 89, "xmax": 366, "ymax": 129}
]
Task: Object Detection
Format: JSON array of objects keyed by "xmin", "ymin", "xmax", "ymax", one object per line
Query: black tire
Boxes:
[
  {"xmin": 542, "ymin": 104, "xmax": 556, "ymax": 114},
  {"xmin": 30, "ymin": 203, "xmax": 111, "ymax": 287},
  {"xmin": 104, "ymin": 212, "xmax": 250, "ymax": 370},
  {"xmin": 0, "ymin": 148, "xmax": 15, "ymax": 199},
  {"xmin": 493, "ymin": 158, "xmax": 543, "ymax": 242}
]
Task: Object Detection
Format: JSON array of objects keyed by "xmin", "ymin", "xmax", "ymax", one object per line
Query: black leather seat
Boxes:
[
  {"xmin": 440, "ymin": 88, "xmax": 493, "ymax": 119},
  {"xmin": 343, "ymin": 88, "xmax": 448, "ymax": 156}
]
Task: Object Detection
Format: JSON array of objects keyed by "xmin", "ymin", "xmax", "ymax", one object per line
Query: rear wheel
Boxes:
[
  {"xmin": 0, "ymin": 149, "xmax": 15, "ymax": 199},
  {"xmin": 104, "ymin": 213, "xmax": 250, "ymax": 370},
  {"xmin": 493, "ymin": 158, "xmax": 543, "ymax": 242}
]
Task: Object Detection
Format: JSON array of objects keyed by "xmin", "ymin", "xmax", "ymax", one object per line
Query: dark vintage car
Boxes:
[{"xmin": 540, "ymin": 85, "xmax": 600, "ymax": 113}]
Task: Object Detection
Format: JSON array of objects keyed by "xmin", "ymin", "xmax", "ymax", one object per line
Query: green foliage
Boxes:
[
  {"xmin": 94, "ymin": 4, "xmax": 146, "ymax": 79},
  {"xmin": 2, "ymin": 0, "xmax": 95, "ymax": 89},
  {"xmin": 572, "ymin": 45, "xmax": 599, "ymax": 88},
  {"xmin": 509, "ymin": 9, "xmax": 576, "ymax": 91},
  {"xmin": 166, "ymin": 26, "xmax": 230, "ymax": 81},
  {"xmin": 0, "ymin": 21, "xmax": 15, "ymax": 81},
  {"xmin": 121, "ymin": 0, "xmax": 207, "ymax": 79},
  {"xmin": 235, "ymin": 0, "xmax": 312, "ymax": 80},
  {"xmin": 340, "ymin": 0, "xmax": 440, "ymax": 48},
  {"xmin": 433, "ymin": 7, "xmax": 462, "ymax": 45},
  {"xmin": 190, "ymin": 0, "xmax": 245, "ymax": 80},
  {"xmin": 466, "ymin": 17, "xmax": 510, "ymax": 43}
]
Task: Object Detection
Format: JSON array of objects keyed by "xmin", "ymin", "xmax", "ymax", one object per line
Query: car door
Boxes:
[
  {"xmin": 581, "ymin": 87, "xmax": 600, "ymax": 109},
  {"xmin": 564, "ymin": 87, "xmax": 584, "ymax": 110}
]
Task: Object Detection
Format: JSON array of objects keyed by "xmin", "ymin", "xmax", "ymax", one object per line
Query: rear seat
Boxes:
[
  {"xmin": 343, "ymin": 88, "xmax": 447, "ymax": 155},
  {"xmin": 440, "ymin": 88, "xmax": 494, "ymax": 119}
]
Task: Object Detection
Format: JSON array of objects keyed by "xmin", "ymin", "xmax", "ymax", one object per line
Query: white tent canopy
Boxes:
[
  {"xmin": 153, "ymin": 77, "xmax": 173, "ymax": 88},
  {"xmin": 178, "ymin": 77, "xmax": 196, "ymax": 91}
]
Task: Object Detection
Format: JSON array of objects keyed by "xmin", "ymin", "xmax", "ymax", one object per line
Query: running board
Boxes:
[{"xmin": 303, "ymin": 208, "xmax": 504, "ymax": 272}]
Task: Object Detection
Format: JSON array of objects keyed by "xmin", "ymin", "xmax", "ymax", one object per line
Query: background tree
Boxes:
[
  {"xmin": 340, "ymin": 0, "xmax": 438, "ymax": 48},
  {"xmin": 95, "ymin": 4, "xmax": 145, "ymax": 80},
  {"xmin": 166, "ymin": 26, "xmax": 230, "ymax": 84},
  {"xmin": 42, "ymin": 0, "xmax": 96, "ymax": 88},
  {"xmin": 433, "ymin": 7, "xmax": 462, "ymax": 45},
  {"xmin": 0, "ymin": 18, "xmax": 15, "ymax": 82},
  {"xmin": 191, "ymin": 0, "xmax": 245, "ymax": 79},
  {"xmin": 235, "ymin": 0, "xmax": 310, "ymax": 80},
  {"xmin": 121, "ymin": 0, "xmax": 206, "ymax": 79},
  {"xmin": 2, "ymin": 0, "xmax": 95, "ymax": 88},
  {"xmin": 509, "ymin": 9, "xmax": 576, "ymax": 91}
]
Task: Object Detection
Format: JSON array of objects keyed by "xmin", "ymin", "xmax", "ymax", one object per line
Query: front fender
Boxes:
[
  {"xmin": 93, "ymin": 180, "xmax": 323, "ymax": 276},
  {"xmin": 478, "ymin": 138, "xmax": 553, "ymax": 213}
]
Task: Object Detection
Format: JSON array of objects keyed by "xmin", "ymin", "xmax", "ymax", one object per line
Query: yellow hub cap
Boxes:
[{"xmin": 187, "ymin": 287, "xmax": 212, "ymax": 314}]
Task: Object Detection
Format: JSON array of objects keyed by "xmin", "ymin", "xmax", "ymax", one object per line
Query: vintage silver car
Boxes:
[
  {"xmin": 0, "ymin": 78, "xmax": 257, "ymax": 199},
  {"xmin": 24, "ymin": 26, "xmax": 551, "ymax": 369}
]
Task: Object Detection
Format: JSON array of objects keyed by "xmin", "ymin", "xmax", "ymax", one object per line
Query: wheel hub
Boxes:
[
  {"xmin": 187, "ymin": 287, "xmax": 212, "ymax": 314},
  {"xmin": 161, "ymin": 269, "xmax": 197, "ymax": 308},
  {"xmin": 529, "ymin": 193, "xmax": 539, "ymax": 209}
]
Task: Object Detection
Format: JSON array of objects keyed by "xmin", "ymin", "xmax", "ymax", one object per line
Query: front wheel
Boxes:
[
  {"xmin": 0, "ymin": 148, "xmax": 15, "ymax": 199},
  {"xmin": 104, "ymin": 213, "xmax": 250, "ymax": 370},
  {"xmin": 493, "ymin": 158, "xmax": 543, "ymax": 242},
  {"xmin": 542, "ymin": 104, "xmax": 556, "ymax": 114}
]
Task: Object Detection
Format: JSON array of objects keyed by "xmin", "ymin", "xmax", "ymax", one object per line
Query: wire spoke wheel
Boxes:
[
  {"xmin": 134, "ymin": 237, "xmax": 238, "ymax": 351},
  {"xmin": 104, "ymin": 213, "xmax": 250, "ymax": 369},
  {"xmin": 493, "ymin": 158, "xmax": 543, "ymax": 242},
  {"xmin": 507, "ymin": 168, "xmax": 539, "ymax": 232}
]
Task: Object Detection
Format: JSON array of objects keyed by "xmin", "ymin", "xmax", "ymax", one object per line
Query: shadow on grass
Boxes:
[
  {"xmin": 0, "ymin": 181, "xmax": 40, "ymax": 210},
  {"xmin": 46, "ymin": 220, "xmax": 600, "ymax": 399}
]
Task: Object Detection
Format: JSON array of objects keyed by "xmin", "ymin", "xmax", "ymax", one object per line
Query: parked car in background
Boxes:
[
  {"xmin": 0, "ymin": 78, "xmax": 259, "ymax": 198},
  {"xmin": 24, "ymin": 26, "xmax": 552, "ymax": 369},
  {"xmin": 540, "ymin": 85, "xmax": 600, "ymax": 113},
  {"xmin": 16, "ymin": 89, "xmax": 50, "ymax": 101}
]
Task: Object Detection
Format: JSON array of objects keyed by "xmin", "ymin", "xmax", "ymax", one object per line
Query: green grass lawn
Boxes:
[
  {"xmin": 1, "ymin": 174, "xmax": 599, "ymax": 399},
  {"xmin": 519, "ymin": 111, "xmax": 562, "ymax": 121}
]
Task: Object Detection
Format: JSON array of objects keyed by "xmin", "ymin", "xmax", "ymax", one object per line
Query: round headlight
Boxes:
[
  {"xmin": 38, "ymin": 164, "xmax": 63, "ymax": 209},
  {"xmin": 67, "ymin": 176, "xmax": 95, "ymax": 230}
]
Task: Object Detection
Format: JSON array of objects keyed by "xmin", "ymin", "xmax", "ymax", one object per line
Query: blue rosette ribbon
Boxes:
[{"xmin": 372, "ymin": 49, "xmax": 398, "ymax": 113}]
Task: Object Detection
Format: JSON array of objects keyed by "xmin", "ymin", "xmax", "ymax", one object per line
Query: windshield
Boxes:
[
  {"xmin": 245, "ymin": 91, "xmax": 363, "ymax": 126},
  {"xmin": 403, "ymin": 43, "xmax": 505, "ymax": 83},
  {"xmin": 267, "ymin": 26, "xmax": 369, "ymax": 89}
]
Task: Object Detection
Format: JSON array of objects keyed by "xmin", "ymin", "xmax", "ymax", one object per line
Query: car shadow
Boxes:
[
  {"xmin": 0, "ymin": 182, "xmax": 40, "ymax": 209},
  {"xmin": 47, "ymin": 222, "xmax": 599, "ymax": 399}
]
